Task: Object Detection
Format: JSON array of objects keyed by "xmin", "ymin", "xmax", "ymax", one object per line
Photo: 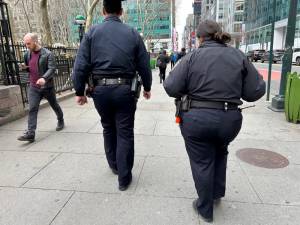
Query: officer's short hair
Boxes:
[{"xmin": 103, "ymin": 0, "xmax": 122, "ymax": 14}]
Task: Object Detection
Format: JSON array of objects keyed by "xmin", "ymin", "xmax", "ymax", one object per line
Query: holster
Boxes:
[
  {"xmin": 85, "ymin": 75, "xmax": 94, "ymax": 98},
  {"xmin": 131, "ymin": 74, "xmax": 142, "ymax": 99},
  {"xmin": 181, "ymin": 95, "xmax": 191, "ymax": 112},
  {"xmin": 175, "ymin": 95, "xmax": 191, "ymax": 123}
]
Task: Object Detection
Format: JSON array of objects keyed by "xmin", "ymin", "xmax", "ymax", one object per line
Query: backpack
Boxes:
[{"xmin": 156, "ymin": 57, "xmax": 162, "ymax": 67}]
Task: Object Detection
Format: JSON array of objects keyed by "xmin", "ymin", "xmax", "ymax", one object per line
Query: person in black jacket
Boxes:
[
  {"xmin": 177, "ymin": 47, "xmax": 186, "ymax": 61},
  {"xmin": 18, "ymin": 33, "xmax": 64, "ymax": 143},
  {"xmin": 73, "ymin": 0, "xmax": 152, "ymax": 191},
  {"xmin": 157, "ymin": 50, "xmax": 170, "ymax": 83},
  {"xmin": 164, "ymin": 20, "xmax": 266, "ymax": 222}
]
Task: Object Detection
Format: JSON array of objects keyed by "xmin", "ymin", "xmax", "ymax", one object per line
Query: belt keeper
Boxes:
[
  {"xmin": 224, "ymin": 102, "xmax": 228, "ymax": 111},
  {"xmin": 102, "ymin": 78, "xmax": 106, "ymax": 85},
  {"xmin": 118, "ymin": 78, "xmax": 121, "ymax": 84}
]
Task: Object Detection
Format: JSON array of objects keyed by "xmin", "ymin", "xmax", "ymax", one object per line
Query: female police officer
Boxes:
[{"xmin": 164, "ymin": 20, "xmax": 265, "ymax": 222}]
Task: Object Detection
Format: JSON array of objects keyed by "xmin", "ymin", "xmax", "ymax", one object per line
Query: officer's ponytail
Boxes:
[
  {"xmin": 213, "ymin": 32, "xmax": 231, "ymax": 44},
  {"xmin": 197, "ymin": 20, "xmax": 232, "ymax": 45}
]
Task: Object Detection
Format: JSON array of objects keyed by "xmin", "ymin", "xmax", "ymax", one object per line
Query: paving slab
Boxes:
[
  {"xmin": 0, "ymin": 151, "xmax": 59, "ymax": 187},
  {"xmin": 244, "ymin": 164, "xmax": 300, "ymax": 205},
  {"xmin": 154, "ymin": 121, "xmax": 182, "ymax": 137},
  {"xmin": 0, "ymin": 116, "xmax": 47, "ymax": 131},
  {"xmin": 24, "ymin": 153, "xmax": 145, "ymax": 193},
  {"xmin": 0, "ymin": 187, "xmax": 72, "ymax": 225},
  {"xmin": 88, "ymin": 119, "xmax": 156, "ymax": 136},
  {"xmin": 26, "ymin": 132, "xmax": 105, "ymax": 154},
  {"xmin": 78, "ymin": 108, "xmax": 100, "ymax": 119},
  {"xmin": 202, "ymin": 201, "xmax": 300, "ymax": 225},
  {"xmin": 38, "ymin": 118, "xmax": 97, "ymax": 133},
  {"xmin": 134, "ymin": 134, "xmax": 187, "ymax": 158},
  {"xmin": 51, "ymin": 192, "xmax": 199, "ymax": 225},
  {"xmin": 0, "ymin": 130, "xmax": 51, "ymax": 151},
  {"xmin": 37, "ymin": 107, "xmax": 89, "ymax": 119},
  {"xmin": 136, "ymin": 156, "xmax": 199, "ymax": 198},
  {"xmin": 219, "ymin": 161, "xmax": 261, "ymax": 203}
]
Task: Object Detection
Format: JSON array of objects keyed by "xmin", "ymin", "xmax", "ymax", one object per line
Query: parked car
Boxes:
[
  {"xmin": 247, "ymin": 50, "xmax": 266, "ymax": 62},
  {"xmin": 260, "ymin": 49, "xmax": 285, "ymax": 63},
  {"xmin": 292, "ymin": 48, "xmax": 300, "ymax": 66},
  {"xmin": 246, "ymin": 50, "xmax": 254, "ymax": 61}
]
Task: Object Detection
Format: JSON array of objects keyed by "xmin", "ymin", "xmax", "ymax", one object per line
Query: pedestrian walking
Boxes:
[
  {"xmin": 164, "ymin": 20, "xmax": 266, "ymax": 222},
  {"xmin": 177, "ymin": 47, "xmax": 186, "ymax": 61},
  {"xmin": 170, "ymin": 52, "xmax": 177, "ymax": 69},
  {"xmin": 156, "ymin": 50, "xmax": 170, "ymax": 83},
  {"xmin": 73, "ymin": 0, "xmax": 152, "ymax": 191},
  {"xmin": 18, "ymin": 33, "xmax": 64, "ymax": 143}
]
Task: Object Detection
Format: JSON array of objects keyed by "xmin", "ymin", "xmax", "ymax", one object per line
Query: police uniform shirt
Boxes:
[
  {"xmin": 164, "ymin": 40, "xmax": 266, "ymax": 104},
  {"xmin": 73, "ymin": 15, "xmax": 152, "ymax": 96}
]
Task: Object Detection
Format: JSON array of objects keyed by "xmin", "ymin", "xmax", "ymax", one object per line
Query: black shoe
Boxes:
[
  {"xmin": 56, "ymin": 120, "xmax": 64, "ymax": 131},
  {"xmin": 118, "ymin": 175, "xmax": 132, "ymax": 191},
  {"xmin": 192, "ymin": 199, "xmax": 213, "ymax": 223},
  {"xmin": 110, "ymin": 167, "xmax": 118, "ymax": 175},
  {"xmin": 17, "ymin": 132, "xmax": 35, "ymax": 143}
]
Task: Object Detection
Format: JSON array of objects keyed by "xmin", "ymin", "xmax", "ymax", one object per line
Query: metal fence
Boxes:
[{"xmin": 1, "ymin": 44, "xmax": 77, "ymax": 106}]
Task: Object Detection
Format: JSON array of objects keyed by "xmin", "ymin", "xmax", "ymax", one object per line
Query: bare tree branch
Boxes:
[
  {"xmin": 21, "ymin": 0, "xmax": 33, "ymax": 32},
  {"xmin": 85, "ymin": 0, "xmax": 100, "ymax": 32},
  {"xmin": 40, "ymin": 0, "xmax": 53, "ymax": 45}
]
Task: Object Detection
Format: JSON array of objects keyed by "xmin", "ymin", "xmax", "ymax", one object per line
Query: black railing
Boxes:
[{"xmin": 1, "ymin": 44, "xmax": 77, "ymax": 106}]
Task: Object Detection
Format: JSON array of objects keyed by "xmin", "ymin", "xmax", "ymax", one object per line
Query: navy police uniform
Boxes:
[
  {"xmin": 164, "ymin": 39, "xmax": 265, "ymax": 220},
  {"xmin": 73, "ymin": 10, "xmax": 152, "ymax": 188}
]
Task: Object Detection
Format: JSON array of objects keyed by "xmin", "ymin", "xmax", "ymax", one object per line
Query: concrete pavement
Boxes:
[{"xmin": 0, "ymin": 68, "xmax": 300, "ymax": 225}]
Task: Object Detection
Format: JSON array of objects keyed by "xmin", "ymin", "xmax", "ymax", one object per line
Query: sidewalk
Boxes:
[{"xmin": 0, "ymin": 69, "xmax": 299, "ymax": 225}]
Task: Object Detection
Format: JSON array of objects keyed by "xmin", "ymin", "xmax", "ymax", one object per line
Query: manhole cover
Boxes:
[{"xmin": 236, "ymin": 148, "xmax": 289, "ymax": 169}]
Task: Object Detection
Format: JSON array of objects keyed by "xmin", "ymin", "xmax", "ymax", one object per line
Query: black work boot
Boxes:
[
  {"xmin": 17, "ymin": 132, "xmax": 35, "ymax": 143},
  {"xmin": 56, "ymin": 120, "xmax": 65, "ymax": 131},
  {"xmin": 192, "ymin": 199, "xmax": 213, "ymax": 223}
]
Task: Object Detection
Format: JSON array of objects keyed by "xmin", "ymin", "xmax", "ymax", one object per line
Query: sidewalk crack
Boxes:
[
  {"xmin": 49, "ymin": 191, "xmax": 76, "ymax": 225},
  {"xmin": 133, "ymin": 156, "xmax": 147, "ymax": 193},
  {"xmin": 238, "ymin": 160, "xmax": 263, "ymax": 204},
  {"xmin": 19, "ymin": 153, "xmax": 62, "ymax": 187}
]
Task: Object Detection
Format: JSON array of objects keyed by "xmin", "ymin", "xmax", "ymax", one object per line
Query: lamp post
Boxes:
[
  {"xmin": 266, "ymin": 0, "xmax": 276, "ymax": 101},
  {"xmin": 271, "ymin": 0, "xmax": 298, "ymax": 111},
  {"xmin": 75, "ymin": 15, "xmax": 86, "ymax": 43}
]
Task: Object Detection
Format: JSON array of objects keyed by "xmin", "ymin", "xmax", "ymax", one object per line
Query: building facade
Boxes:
[
  {"xmin": 244, "ymin": 0, "xmax": 300, "ymax": 51},
  {"xmin": 223, "ymin": 0, "xmax": 244, "ymax": 48},
  {"xmin": 123, "ymin": 0, "xmax": 172, "ymax": 53},
  {"xmin": 183, "ymin": 14, "xmax": 195, "ymax": 51}
]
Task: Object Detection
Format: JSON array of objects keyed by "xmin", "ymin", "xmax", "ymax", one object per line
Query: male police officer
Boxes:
[{"xmin": 73, "ymin": 0, "xmax": 152, "ymax": 191}]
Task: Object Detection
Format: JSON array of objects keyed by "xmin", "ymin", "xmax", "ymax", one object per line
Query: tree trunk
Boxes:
[
  {"xmin": 40, "ymin": 0, "xmax": 53, "ymax": 46},
  {"xmin": 85, "ymin": 0, "xmax": 100, "ymax": 32}
]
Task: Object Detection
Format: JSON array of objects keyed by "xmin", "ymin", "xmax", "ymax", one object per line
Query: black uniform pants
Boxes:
[
  {"xmin": 27, "ymin": 86, "xmax": 64, "ymax": 135},
  {"xmin": 180, "ymin": 108, "xmax": 242, "ymax": 218},
  {"xmin": 92, "ymin": 85, "xmax": 137, "ymax": 186},
  {"xmin": 159, "ymin": 67, "xmax": 166, "ymax": 83}
]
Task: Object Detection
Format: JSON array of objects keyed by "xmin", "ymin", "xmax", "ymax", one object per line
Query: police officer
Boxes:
[
  {"xmin": 164, "ymin": 20, "xmax": 265, "ymax": 222},
  {"xmin": 73, "ymin": 0, "xmax": 152, "ymax": 191}
]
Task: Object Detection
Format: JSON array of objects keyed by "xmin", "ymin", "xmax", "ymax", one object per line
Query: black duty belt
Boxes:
[
  {"xmin": 93, "ymin": 77, "xmax": 132, "ymax": 86},
  {"xmin": 190, "ymin": 100, "xmax": 239, "ymax": 110}
]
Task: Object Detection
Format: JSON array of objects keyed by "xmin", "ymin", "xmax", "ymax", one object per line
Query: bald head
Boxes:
[{"xmin": 23, "ymin": 33, "xmax": 40, "ymax": 52}]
